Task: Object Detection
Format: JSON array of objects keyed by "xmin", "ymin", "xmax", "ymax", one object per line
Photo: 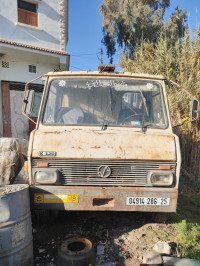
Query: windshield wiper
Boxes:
[
  {"xmin": 142, "ymin": 122, "xmax": 151, "ymax": 133},
  {"xmin": 101, "ymin": 88, "xmax": 112, "ymax": 130},
  {"xmin": 101, "ymin": 120, "xmax": 108, "ymax": 130},
  {"xmin": 138, "ymin": 88, "xmax": 149, "ymax": 118},
  {"xmin": 138, "ymin": 88, "xmax": 150, "ymax": 132}
]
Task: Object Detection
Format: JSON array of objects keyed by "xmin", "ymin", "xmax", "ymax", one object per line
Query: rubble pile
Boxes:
[{"xmin": 0, "ymin": 138, "xmax": 28, "ymax": 185}]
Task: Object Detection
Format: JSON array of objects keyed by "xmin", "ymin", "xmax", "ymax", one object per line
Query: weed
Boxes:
[
  {"xmin": 156, "ymin": 231, "xmax": 169, "ymax": 242},
  {"xmin": 167, "ymin": 187, "xmax": 200, "ymax": 260},
  {"xmin": 175, "ymin": 220, "xmax": 200, "ymax": 259}
]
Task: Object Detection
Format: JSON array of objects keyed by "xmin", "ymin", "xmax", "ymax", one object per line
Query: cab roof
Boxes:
[{"xmin": 45, "ymin": 70, "xmax": 165, "ymax": 81}]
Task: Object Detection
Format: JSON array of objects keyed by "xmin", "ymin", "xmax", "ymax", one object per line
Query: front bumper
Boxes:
[{"xmin": 30, "ymin": 186, "xmax": 178, "ymax": 212}]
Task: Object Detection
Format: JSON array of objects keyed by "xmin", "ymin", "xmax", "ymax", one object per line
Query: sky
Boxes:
[{"xmin": 67, "ymin": 0, "xmax": 200, "ymax": 72}]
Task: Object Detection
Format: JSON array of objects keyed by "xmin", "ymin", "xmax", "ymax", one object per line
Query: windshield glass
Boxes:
[{"xmin": 43, "ymin": 77, "xmax": 168, "ymax": 128}]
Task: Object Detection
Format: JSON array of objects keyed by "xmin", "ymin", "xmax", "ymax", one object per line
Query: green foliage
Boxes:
[
  {"xmin": 189, "ymin": 194, "xmax": 200, "ymax": 206},
  {"xmin": 175, "ymin": 220, "xmax": 200, "ymax": 259},
  {"xmin": 100, "ymin": 0, "xmax": 187, "ymax": 62},
  {"xmin": 169, "ymin": 175, "xmax": 200, "ymax": 260},
  {"xmin": 120, "ymin": 29, "xmax": 200, "ymax": 126},
  {"xmin": 165, "ymin": 7, "xmax": 188, "ymax": 42}
]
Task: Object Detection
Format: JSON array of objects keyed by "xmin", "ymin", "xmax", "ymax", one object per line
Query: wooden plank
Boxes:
[{"xmin": 1, "ymin": 81, "xmax": 11, "ymax": 137}]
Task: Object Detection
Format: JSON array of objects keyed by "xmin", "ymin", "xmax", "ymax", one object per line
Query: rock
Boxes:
[
  {"xmin": 162, "ymin": 256, "xmax": 200, "ymax": 266},
  {"xmin": 142, "ymin": 251, "xmax": 163, "ymax": 265},
  {"xmin": 124, "ymin": 257, "xmax": 140, "ymax": 266},
  {"xmin": 0, "ymin": 138, "xmax": 28, "ymax": 185},
  {"xmin": 153, "ymin": 241, "xmax": 171, "ymax": 255},
  {"xmin": 14, "ymin": 167, "xmax": 28, "ymax": 184}
]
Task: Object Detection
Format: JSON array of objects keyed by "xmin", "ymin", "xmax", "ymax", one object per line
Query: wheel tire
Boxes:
[{"xmin": 57, "ymin": 238, "xmax": 96, "ymax": 266}]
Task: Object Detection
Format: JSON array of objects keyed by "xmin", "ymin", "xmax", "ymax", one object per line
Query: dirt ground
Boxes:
[
  {"xmin": 32, "ymin": 210, "xmax": 177, "ymax": 266},
  {"xmin": 32, "ymin": 174, "xmax": 200, "ymax": 266}
]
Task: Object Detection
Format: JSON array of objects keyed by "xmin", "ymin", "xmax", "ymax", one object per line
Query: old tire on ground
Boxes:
[{"xmin": 57, "ymin": 238, "xmax": 96, "ymax": 266}]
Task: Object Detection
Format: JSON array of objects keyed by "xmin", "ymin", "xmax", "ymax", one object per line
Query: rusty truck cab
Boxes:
[{"xmin": 23, "ymin": 68, "xmax": 181, "ymax": 213}]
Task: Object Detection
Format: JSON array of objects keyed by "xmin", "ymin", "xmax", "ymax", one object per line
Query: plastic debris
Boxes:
[
  {"xmin": 113, "ymin": 252, "xmax": 126, "ymax": 260},
  {"xmin": 38, "ymin": 249, "xmax": 46, "ymax": 253},
  {"xmin": 97, "ymin": 244, "xmax": 105, "ymax": 255}
]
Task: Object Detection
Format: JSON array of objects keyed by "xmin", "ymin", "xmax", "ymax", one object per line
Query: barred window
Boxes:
[{"xmin": 29, "ymin": 65, "xmax": 36, "ymax": 73}]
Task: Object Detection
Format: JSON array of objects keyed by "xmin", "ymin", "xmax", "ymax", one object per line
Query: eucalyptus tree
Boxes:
[{"xmin": 100, "ymin": 0, "xmax": 187, "ymax": 62}]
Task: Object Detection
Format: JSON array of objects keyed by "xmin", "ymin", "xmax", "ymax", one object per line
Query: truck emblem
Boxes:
[{"xmin": 97, "ymin": 165, "xmax": 111, "ymax": 178}]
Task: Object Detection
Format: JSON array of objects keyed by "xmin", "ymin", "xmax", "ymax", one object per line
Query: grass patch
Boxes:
[
  {"xmin": 168, "ymin": 176, "xmax": 200, "ymax": 260},
  {"xmin": 155, "ymin": 231, "xmax": 170, "ymax": 242},
  {"xmin": 175, "ymin": 220, "xmax": 200, "ymax": 259},
  {"xmin": 169, "ymin": 194, "xmax": 200, "ymax": 224}
]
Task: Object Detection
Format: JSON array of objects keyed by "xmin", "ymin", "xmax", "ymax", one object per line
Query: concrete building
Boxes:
[{"xmin": 0, "ymin": 0, "xmax": 69, "ymax": 139}]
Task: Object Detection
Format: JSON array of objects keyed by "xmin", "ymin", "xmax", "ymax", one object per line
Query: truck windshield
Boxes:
[{"xmin": 43, "ymin": 77, "xmax": 168, "ymax": 128}]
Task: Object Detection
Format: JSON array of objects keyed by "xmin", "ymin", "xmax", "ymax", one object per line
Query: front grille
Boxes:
[{"xmin": 32, "ymin": 159, "xmax": 176, "ymax": 187}]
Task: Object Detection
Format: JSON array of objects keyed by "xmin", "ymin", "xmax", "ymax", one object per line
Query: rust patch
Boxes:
[
  {"xmin": 76, "ymin": 146, "xmax": 84, "ymax": 151},
  {"xmin": 95, "ymin": 132, "xmax": 115, "ymax": 135},
  {"xmin": 93, "ymin": 198, "xmax": 114, "ymax": 207},
  {"xmin": 30, "ymin": 186, "xmax": 178, "ymax": 212},
  {"xmin": 159, "ymin": 165, "xmax": 171, "ymax": 170},
  {"xmin": 150, "ymin": 152, "xmax": 173, "ymax": 160},
  {"xmin": 32, "ymin": 130, "xmax": 176, "ymax": 160},
  {"xmin": 44, "ymin": 131, "xmax": 62, "ymax": 134},
  {"xmin": 37, "ymin": 162, "xmax": 49, "ymax": 167}
]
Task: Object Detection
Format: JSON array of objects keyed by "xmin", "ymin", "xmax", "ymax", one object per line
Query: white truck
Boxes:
[{"xmin": 23, "ymin": 65, "xmax": 184, "ymax": 219}]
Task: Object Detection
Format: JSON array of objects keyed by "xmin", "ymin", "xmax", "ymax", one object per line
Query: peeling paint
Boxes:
[
  {"xmin": 30, "ymin": 186, "xmax": 178, "ymax": 212},
  {"xmin": 32, "ymin": 129, "xmax": 176, "ymax": 161}
]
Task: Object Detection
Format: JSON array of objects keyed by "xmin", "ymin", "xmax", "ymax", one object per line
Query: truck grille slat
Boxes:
[{"xmin": 32, "ymin": 159, "xmax": 176, "ymax": 187}]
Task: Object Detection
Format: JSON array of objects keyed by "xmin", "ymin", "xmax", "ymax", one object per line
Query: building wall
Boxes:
[
  {"xmin": 0, "ymin": 0, "xmax": 68, "ymax": 51},
  {"xmin": 0, "ymin": 0, "xmax": 69, "ymax": 138},
  {"xmin": 0, "ymin": 50, "xmax": 62, "ymax": 84},
  {"xmin": 0, "ymin": 50, "xmax": 63, "ymax": 138}
]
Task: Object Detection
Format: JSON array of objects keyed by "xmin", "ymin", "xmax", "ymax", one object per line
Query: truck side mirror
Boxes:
[
  {"xmin": 191, "ymin": 99, "xmax": 199, "ymax": 124},
  {"xmin": 23, "ymin": 90, "xmax": 35, "ymax": 115}
]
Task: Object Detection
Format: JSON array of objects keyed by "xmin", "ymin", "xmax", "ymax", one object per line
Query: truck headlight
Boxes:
[
  {"xmin": 148, "ymin": 171, "xmax": 174, "ymax": 186},
  {"xmin": 34, "ymin": 171, "xmax": 60, "ymax": 184}
]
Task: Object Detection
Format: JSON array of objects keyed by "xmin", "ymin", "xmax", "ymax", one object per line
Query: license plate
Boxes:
[
  {"xmin": 34, "ymin": 194, "xmax": 79, "ymax": 203},
  {"xmin": 126, "ymin": 197, "xmax": 170, "ymax": 206}
]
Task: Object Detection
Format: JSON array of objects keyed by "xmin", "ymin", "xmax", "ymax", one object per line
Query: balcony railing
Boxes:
[{"xmin": 18, "ymin": 8, "xmax": 38, "ymax": 27}]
